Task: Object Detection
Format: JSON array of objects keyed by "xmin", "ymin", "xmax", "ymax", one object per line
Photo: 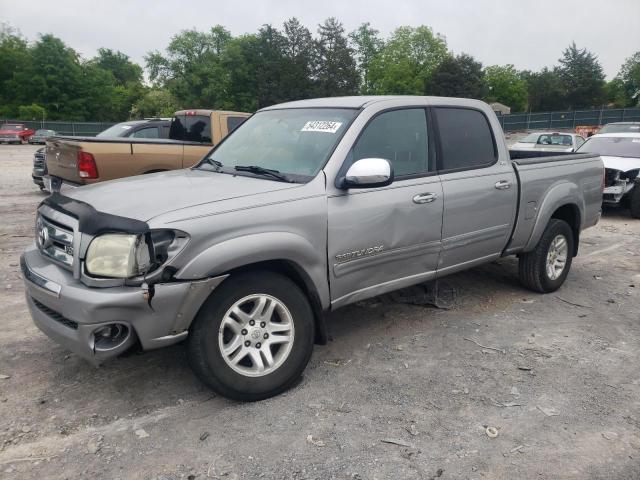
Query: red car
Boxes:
[{"xmin": 0, "ymin": 123, "xmax": 35, "ymax": 144}]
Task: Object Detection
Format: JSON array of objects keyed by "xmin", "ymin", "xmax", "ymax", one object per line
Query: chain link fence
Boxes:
[
  {"xmin": 497, "ymin": 107, "xmax": 640, "ymax": 132},
  {"xmin": 0, "ymin": 119, "xmax": 115, "ymax": 136},
  {"xmin": 3, "ymin": 107, "xmax": 640, "ymax": 136}
]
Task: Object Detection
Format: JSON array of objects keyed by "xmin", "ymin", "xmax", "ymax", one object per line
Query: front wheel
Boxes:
[
  {"xmin": 187, "ymin": 271, "xmax": 315, "ymax": 401},
  {"xmin": 519, "ymin": 219, "xmax": 574, "ymax": 293}
]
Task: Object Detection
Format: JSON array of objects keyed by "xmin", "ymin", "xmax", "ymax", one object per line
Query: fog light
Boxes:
[{"xmin": 93, "ymin": 324, "xmax": 129, "ymax": 352}]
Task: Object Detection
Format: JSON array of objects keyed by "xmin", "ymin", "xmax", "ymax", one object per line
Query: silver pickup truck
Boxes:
[{"xmin": 21, "ymin": 96, "xmax": 603, "ymax": 401}]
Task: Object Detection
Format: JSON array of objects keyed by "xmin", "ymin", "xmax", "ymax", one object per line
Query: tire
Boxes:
[
  {"xmin": 187, "ymin": 270, "xmax": 314, "ymax": 401},
  {"xmin": 630, "ymin": 184, "xmax": 640, "ymax": 219},
  {"xmin": 519, "ymin": 219, "xmax": 574, "ymax": 293}
]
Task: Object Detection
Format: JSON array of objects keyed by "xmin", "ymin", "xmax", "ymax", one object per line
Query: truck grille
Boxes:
[
  {"xmin": 33, "ymin": 150, "xmax": 47, "ymax": 175},
  {"xmin": 36, "ymin": 214, "xmax": 75, "ymax": 269}
]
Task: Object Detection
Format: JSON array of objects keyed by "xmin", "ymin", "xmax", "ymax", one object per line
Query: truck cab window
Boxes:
[
  {"xmin": 169, "ymin": 115, "xmax": 212, "ymax": 143},
  {"xmin": 434, "ymin": 108, "xmax": 496, "ymax": 171},
  {"xmin": 353, "ymin": 109, "xmax": 429, "ymax": 177},
  {"xmin": 227, "ymin": 116, "xmax": 247, "ymax": 133},
  {"xmin": 169, "ymin": 116, "xmax": 186, "ymax": 140},
  {"xmin": 186, "ymin": 115, "xmax": 212, "ymax": 143}
]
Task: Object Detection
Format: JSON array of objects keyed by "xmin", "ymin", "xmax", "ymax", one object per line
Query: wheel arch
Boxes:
[
  {"xmin": 550, "ymin": 203, "xmax": 581, "ymax": 256},
  {"xmin": 524, "ymin": 182, "xmax": 583, "ymax": 256},
  {"xmin": 175, "ymin": 232, "xmax": 330, "ymax": 344},
  {"xmin": 221, "ymin": 260, "xmax": 328, "ymax": 345}
]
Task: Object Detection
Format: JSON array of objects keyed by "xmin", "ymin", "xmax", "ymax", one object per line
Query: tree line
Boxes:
[{"xmin": 1, "ymin": 19, "xmax": 639, "ymax": 121}]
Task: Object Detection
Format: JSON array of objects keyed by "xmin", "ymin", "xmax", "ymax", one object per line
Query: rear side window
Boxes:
[
  {"xmin": 227, "ymin": 116, "xmax": 247, "ymax": 133},
  {"xmin": 169, "ymin": 115, "xmax": 212, "ymax": 143},
  {"xmin": 434, "ymin": 108, "xmax": 496, "ymax": 171},
  {"xmin": 131, "ymin": 127, "xmax": 160, "ymax": 138},
  {"xmin": 353, "ymin": 109, "xmax": 429, "ymax": 177}
]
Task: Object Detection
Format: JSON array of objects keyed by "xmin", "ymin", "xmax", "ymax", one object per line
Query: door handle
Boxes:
[
  {"xmin": 495, "ymin": 180, "xmax": 511, "ymax": 190},
  {"xmin": 413, "ymin": 192, "xmax": 438, "ymax": 204}
]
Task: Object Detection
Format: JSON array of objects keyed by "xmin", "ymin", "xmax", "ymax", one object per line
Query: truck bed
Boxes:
[{"xmin": 505, "ymin": 151, "xmax": 603, "ymax": 255}]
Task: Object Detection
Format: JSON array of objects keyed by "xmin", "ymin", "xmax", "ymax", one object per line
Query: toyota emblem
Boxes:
[{"xmin": 37, "ymin": 220, "xmax": 51, "ymax": 249}]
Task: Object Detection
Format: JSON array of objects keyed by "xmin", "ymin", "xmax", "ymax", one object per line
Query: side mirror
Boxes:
[{"xmin": 341, "ymin": 158, "xmax": 394, "ymax": 189}]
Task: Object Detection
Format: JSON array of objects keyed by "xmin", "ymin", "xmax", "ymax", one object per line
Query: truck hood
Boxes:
[
  {"xmin": 601, "ymin": 155, "xmax": 640, "ymax": 172},
  {"xmin": 0, "ymin": 129, "xmax": 21, "ymax": 135},
  {"xmin": 65, "ymin": 169, "xmax": 303, "ymax": 222}
]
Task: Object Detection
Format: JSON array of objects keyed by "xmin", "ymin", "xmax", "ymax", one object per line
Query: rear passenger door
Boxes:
[{"xmin": 433, "ymin": 107, "xmax": 517, "ymax": 274}]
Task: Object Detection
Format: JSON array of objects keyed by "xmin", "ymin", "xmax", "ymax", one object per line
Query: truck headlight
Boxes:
[{"xmin": 85, "ymin": 234, "xmax": 151, "ymax": 278}]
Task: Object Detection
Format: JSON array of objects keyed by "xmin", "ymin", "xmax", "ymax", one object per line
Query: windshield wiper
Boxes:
[
  {"xmin": 234, "ymin": 165, "xmax": 293, "ymax": 182},
  {"xmin": 200, "ymin": 157, "xmax": 223, "ymax": 170}
]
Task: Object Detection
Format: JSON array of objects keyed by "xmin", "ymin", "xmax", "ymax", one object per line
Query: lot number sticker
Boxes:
[{"xmin": 301, "ymin": 121, "xmax": 343, "ymax": 133}]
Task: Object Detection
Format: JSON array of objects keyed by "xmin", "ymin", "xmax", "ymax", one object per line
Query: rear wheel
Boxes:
[
  {"xmin": 519, "ymin": 219, "xmax": 574, "ymax": 293},
  {"xmin": 630, "ymin": 184, "xmax": 640, "ymax": 219},
  {"xmin": 187, "ymin": 271, "xmax": 314, "ymax": 401}
]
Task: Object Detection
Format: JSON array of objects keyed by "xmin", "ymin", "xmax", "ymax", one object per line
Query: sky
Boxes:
[{"xmin": 1, "ymin": 0, "xmax": 639, "ymax": 79}]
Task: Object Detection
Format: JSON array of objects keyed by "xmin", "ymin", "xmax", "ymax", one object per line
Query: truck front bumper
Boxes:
[{"xmin": 21, "ymin": 246, "xmax": 226, "ymax": 364}]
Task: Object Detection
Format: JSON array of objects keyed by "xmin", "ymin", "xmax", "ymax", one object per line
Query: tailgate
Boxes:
[{"xmin": 46, "ymin": 139, "xmax": 83, "ymax": 183}]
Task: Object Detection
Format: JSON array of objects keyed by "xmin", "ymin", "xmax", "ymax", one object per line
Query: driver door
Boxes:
[{"xmin": 327, "ymin": 108, "xmax": 443, "ymax": 308}]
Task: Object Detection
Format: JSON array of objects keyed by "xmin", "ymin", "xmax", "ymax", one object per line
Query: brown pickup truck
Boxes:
[{"xmin": 44, "ymin": 109, "xmax": 250, "ymax": 191}]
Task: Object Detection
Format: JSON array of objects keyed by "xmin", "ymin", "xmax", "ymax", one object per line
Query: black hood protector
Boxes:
[{"xmin": 42, "ymin": 192, "xmax": 149, "ymax": 236}]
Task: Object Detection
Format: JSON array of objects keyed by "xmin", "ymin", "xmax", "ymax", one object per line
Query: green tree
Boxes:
[
  {"xmin": 484, "ymin": 64, "xmax": 528, "ymax": 112},
  {"xmin": 281, "ymin": 17, "xmax": 316, "ymax": 100},
  {"xmin": 427, "ymin": 53, "xmax": 485, "ymax": 99},
  {"xmin": 368, "ymin": 26, "xmax": 448, "ymax": 95},
  {"xmin": 146, "ymin": 26, "xmax": 232, "ymax": 108},
  {"xmin": 0, "ymin": 25, "xmax": 30, "ymax": 116},
  {"xmin": 556, "ymin": 42, "xmax": 605, "ymax": 109},
  {"xmin": 13, "ymin": 34, "xmax": 88, "ymax": 120},
  {"xmin": 521, "ymin": 68, "xmax": 566, "ymax": 111},
  {"xmin": 615, "ymin": 52, "xmax": 640, "ymax": 107},
  {"xmin": 131, "ymin": 89, "xmax": 179, "ymax": 118},
  {"xmin": 93, "ymin": 48, "xmax": 143, "ymax": 86},
  {"xmin": 314, "ymin": 18, "xmax": 359, "ymax": 97},
  {"xmin": 349, "ymin": 23, "xmax": 384, "ymax": 94},
  {"xmin": 18, "ymin": 103, "xmax": 46, "ymax": 120}
]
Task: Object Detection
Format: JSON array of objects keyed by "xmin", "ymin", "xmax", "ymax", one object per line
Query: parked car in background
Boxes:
[
  {"xmin": 598, "ymin": 122, "xmax": 640, "ymax": 135},
  {"xmin": 29, "ymin": 129, "xmax": 57, "ymax": 144},
  {"xmin": 32, "ymin": 119, "xmax": 172, "ymax": 191},
  {"xmin": 510, "ymin": 132, "xmax": 585, "ymax": 152},
  {"xmin": 0, "ymin": 123, "xmax": 35, "ymax": 144},
  {"xmin": 577, "ymin": 132, "xmax": 640, "ymax": 218},
  {"xmin": 21, "ymin": 96, "xmax": 603, "ymax": 401},
  {"xmin": 44, "ymin": 110, "xmax": 250, "ymax": 191},
  {"xmin": 96, "ymin": 118, "xmax": 172, "ymax": 139}
]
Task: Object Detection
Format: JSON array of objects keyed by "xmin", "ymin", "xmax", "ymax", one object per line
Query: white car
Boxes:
[
  {"xmin": 511, "ymin": 132, "xmax": 586, "ymax": 152},
  {"xmin": 576, "ymin": 132, "xmax": 640, "ymax": 218}
]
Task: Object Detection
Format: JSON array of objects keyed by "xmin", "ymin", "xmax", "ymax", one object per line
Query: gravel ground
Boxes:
[{"xmin": 0, "ymin": 144, "xmax": 639, "ymax": 480}]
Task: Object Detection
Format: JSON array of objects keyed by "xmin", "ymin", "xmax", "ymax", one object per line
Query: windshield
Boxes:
[
  {"xmin": 598, "ymin": 123, "xmax": 640, "ymax": 134},
  {"xmin": 577, "ymin": 136, "xmax": 640, "ymax": 158},
  {"xmin": 202, "ymin": 108, "xmax": 357, "ymax": 180},
  {"xmin": 1, "ymin": 124, "xmax": 22, "ymax": 130},
  {"xmin": 96, "ymin": 123, "xmax": 140, "ymax": 138},
  {"xmin": 35, "ymin": 129, "xmax": 54, "ymax": 135}
]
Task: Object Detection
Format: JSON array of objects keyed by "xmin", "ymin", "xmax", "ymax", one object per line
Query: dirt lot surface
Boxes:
[{"xmin": 1, "ymin": 144, "xmax": 639, "ymax": 480}]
